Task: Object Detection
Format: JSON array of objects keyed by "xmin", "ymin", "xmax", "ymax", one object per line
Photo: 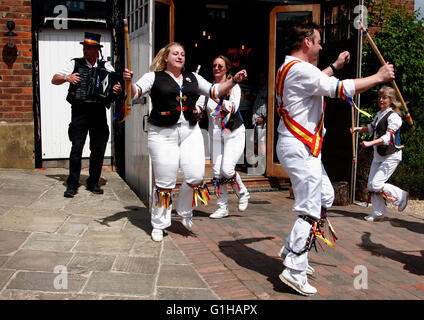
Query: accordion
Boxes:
[{"xmin": 72, "ymin": 67, "xmax": 121, "ymax": 104}]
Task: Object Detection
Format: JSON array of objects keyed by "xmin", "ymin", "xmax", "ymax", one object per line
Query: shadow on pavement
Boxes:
[
  {"xmin": 95, "ymin": 205, "xmax": 150, "ymax": 234},
  {"xmin": 358, "ymin": 232, "xmax": 424, "ymax": 276},
  {"xmin": 218, "ymin": 236, "xmax": 298, "ymax": 295},
  {"xmin": 388, "ymin": 217, "xmax": 424, "ymax": 235}
]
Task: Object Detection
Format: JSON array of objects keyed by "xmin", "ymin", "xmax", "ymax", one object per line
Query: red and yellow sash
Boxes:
[{"xmin": 276, "ymin": 60, "xmax": 325, "ymax": 157}]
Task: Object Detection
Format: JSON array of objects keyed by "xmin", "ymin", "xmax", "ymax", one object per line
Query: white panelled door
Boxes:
[{"xmin": 38, "ymin": 28, "xmax": 112, "ymax": 159}]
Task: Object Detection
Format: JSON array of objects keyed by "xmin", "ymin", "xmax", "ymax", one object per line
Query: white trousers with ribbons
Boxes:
[
  {"xmin": 210, "ymin": 125, "xmax": 248, "ymax": 208},
  {"xmin": 148, "ymin": 122, "xmax": 205, "ymax": 229},
  {"xmin": 367, "ymin": 156, "xmax": 404, "ymax": 216},
  {"xmin": 277, "ymin": 136, "xmax": 334, "ymax": 271}
]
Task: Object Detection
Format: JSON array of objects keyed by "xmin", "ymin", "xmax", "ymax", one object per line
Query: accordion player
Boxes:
[{"xmin": 66, "ymin": 59, "xmax": 123, "ymax": 107}]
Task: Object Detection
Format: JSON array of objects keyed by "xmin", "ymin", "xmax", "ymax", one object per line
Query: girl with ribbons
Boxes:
[
  {"xmin": 351, "ymin": 86, "xmax": 408, "ymax": 221},
  {"xmin": 123, "ymin": 43, "xmax": 247, "ymax": 241},
  {"xmin": 196, "ymin": 55, "xmax": 250, "ymax": 219}
]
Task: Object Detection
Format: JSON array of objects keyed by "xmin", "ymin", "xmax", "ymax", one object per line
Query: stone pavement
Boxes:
[{"xmin": 0, "ymin": 167, "xmax": 423, "ymax": 300}]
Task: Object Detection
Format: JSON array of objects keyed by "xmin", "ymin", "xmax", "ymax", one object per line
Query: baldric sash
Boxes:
[{"xmin": 275, "ymin": 60, "xmax": 325, "ymax": 157}]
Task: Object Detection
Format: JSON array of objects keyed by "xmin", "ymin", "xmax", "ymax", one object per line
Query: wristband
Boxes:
[
  {"xmin": 64, "ymin": 74, "xmax": 69, "ymax": 82},
  {"xmin": 329, "ymin": 63, "xmax": 337, "ymax": 74}
]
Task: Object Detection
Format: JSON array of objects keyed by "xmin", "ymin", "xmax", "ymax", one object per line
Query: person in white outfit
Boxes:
[
  {"xmin": 275, "ymin": 24, "xmax": 395, "ymax": 296},
  {"xmin": 351, "ymin": 86, "xmax": 408, "ymax": 221},
  {"xmin": 123, "ymin": 43, "xmax": 247, "ymax": 241},
  {"xmin": 196, "ymin": 55, "xmax": 250, "ymax": 219}
]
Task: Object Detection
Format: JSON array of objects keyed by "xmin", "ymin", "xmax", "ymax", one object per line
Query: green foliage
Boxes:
[{"xmin": 360, "ymin": 0, "xmax": 424, "ymax": 198}]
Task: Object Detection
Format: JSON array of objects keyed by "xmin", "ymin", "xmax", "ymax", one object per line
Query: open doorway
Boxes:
[{"xmin": 173, "ymin": 0, "xmax": 274, "ymax": 179}]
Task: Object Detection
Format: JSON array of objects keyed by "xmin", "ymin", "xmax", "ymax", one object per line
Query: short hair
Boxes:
[{"xmin": 289, "ymin": 23, "xmax": 322, "ymax": 52}]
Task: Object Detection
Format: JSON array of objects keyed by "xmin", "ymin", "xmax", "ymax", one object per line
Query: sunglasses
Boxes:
[{"xmin": 212, "ymin": 64, "xmax": 225, "ymax": 69}]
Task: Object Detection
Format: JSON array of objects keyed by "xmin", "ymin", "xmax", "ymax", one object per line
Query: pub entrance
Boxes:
[{"xmin": 170, "ymin": 0, "xmax": 361, "ymax": 199}]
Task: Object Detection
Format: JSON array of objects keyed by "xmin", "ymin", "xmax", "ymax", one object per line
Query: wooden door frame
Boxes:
[
  {"xmin": 266, "ymin": 4, "xmax": 320, "ymax": 178},
  {"xmin": 155, "ymin": 0, "xmax": 175, "ymax": 42}
]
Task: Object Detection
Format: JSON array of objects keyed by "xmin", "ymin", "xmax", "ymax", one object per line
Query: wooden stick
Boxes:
[
  {"xmin": 359, "ymin": 21, "xmax": 413, "ymax": 126},
  {"xmin": 122, "ymin": 18, "xmax": 132, "ymax": 122},
  {"xmin": 351, "ymin": 105, "xmax": 356, "ymax": 163}
]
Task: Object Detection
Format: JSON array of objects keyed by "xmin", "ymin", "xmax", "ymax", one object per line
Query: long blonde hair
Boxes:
[
  {"xmin": 378, "ymin": 86, "xmax": 402, "ymax": 116},
  {"xmin": 150, "ymin": 42, "xmax": 185, "ymax": 71}
]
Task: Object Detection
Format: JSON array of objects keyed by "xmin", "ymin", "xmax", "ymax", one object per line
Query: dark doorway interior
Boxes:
[{"xmin": 173, "ymin": 0, "xmax": 273, "ymax": 131}]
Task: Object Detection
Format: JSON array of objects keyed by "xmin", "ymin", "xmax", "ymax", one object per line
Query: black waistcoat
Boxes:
[
  {"xmin": 375, "ymin": 111, "xmax": 402, "ymax": 156},
  {"xmin": 148, "ymin": 71, "xmax": 200, "ymax": 126},
  {"xmin": 66, "ymin": 58, "xmax": 106, "ymax": 105}
]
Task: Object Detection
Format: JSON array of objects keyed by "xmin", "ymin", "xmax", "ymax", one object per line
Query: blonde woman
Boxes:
[
  {"xmin": 352, "ymin": 86, "xmax": 408, "ymax": 221},
  {"xmin": 196, "ymin": 55, "xmax": 250, "ymax": 219},
  {"xmin": 123, "ymin": 43, "xmax": 247, "ymax": 241}
]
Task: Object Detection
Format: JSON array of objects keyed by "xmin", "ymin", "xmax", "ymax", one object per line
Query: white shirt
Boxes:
[
  {"xmin": 367, "ymin": 108, "xmax": 403, "ymax": 161},
  {"xmin": 57, "ymin": 58, "xmax": 115, "ymax": 75},
  {"xmin": 196, "ymin": 84, "xmax": 241, "ymax": 133},
  {"xmin": 276, "ymin": 56, "xmax": 355, "ymax": 138},
  {"xmin": 133, "ymin": 71, "xmax": 217, "ymax": 124}
]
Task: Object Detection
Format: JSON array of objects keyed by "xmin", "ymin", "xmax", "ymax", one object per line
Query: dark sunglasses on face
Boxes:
[{"xmin": 212, "ymin": 64, "xmax": 224, "ymax": 69}]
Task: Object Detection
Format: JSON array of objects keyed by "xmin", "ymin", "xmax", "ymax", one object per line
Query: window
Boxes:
[
  {"xmin": 322, "ymin": 1, "xmax": 355, "ymax": 43},
  {"xmin": 126, "ymin": 0, "xmax": 149, "ymax": 32}
]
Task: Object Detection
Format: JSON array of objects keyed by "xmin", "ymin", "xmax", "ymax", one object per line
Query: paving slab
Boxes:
[
  {"xmin": 0, "ymin": 230, "xmax": 31, "ymax": 254},
  {"xmin": 0, "ymin": 207, "xmax": 68, "ymax": 233},
  {"xmin": 72, "ymin": 230, "xmax": 136, "ymax": 255},
  {"xmin": 6, "ymin": 271, "xmax": 87, "ymax": 292},
  {"xmin": 3, "ymin": 250, "xmax": 73, "ymax": 272},
  {"xmin": 83, "ymin": 271, "xmax": 155, "ymax": 297}
]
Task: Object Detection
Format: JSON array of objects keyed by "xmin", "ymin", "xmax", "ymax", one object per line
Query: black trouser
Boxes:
[{"xmin": 66, "ymin": 103, "xmax": 109, "ymax": 189}]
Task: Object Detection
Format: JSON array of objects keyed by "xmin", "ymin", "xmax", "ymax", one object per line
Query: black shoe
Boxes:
[
  {"xmin": 87, "ymin": 184, "xmax": 104, "ymax": 194},
  {"xmin": 64, "ymin": 187, "xmax": 77, "ymax": 198}
]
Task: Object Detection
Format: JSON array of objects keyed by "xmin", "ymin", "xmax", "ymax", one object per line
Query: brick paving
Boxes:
[{"xmin": 167, "ymin": 189, "xmax": 424, "ymax": 300}]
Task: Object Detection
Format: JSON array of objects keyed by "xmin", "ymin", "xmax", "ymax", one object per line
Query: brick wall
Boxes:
[
  {"xmin": 0, "ymin": 1, "xmax": 34, "ymax": 168},
  {"xmin": 0, "ymin": 0, "xmax": 33, "ymax": 123}
]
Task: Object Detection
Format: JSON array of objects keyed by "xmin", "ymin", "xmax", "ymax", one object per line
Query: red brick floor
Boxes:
[{"xmin": 166, "ymin": 190, "xmax": 424, "ymax": 300}]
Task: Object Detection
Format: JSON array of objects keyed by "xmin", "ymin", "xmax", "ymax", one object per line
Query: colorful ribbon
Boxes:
[
  {"xmin": 192, "ymin": 184, "xmax": 211, "ymax": 207},
  {"xmin": 154, "ymin": 189, "xmax": 173, "ymax": 209},
  {"xmin": 336, "ymin": 81, "xmax": 372, "ymax": 118}
]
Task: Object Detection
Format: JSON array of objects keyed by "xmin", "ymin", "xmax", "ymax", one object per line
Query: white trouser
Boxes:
[
  {"xmin": 148, "ymin": 122, "xmax": 205, "ymax": 229},
  {"xmin": 367, "ymin": 156, "xmax": 403, "ymax": 216},
  {"xmin": 276, "ymin": 135, "xmax": 334, "ymax": 271},
  {"xmin": 210, "ymin": 125, "xmax": 247, "ymax": 208}
]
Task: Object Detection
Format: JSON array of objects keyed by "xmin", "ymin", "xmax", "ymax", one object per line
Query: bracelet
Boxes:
[
  {"xmin": 329, "ymin": 63, "xmax": 337, "ymax": 74},
  {"xmin": 64, "ymin": 74, "xmax": 69, "ymax": 82}
]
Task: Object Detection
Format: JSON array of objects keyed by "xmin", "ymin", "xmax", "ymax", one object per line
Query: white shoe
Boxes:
[
  {"xmin": 364, "ymin": 213, "xmax": 383, "ymax": 222},
  {"xmin": 209, "ymin": 207, "xmax": 229, "ymax": 219},
  {"xmin": 182, "ymin": 217, "xmax": 193, "ymax": 229},
  {"xmin": 398, "ymin": 191, "xmax": 409, "ymax": 212},
  {"xmin": 238, "ymin": 192, "xmax": 250, "ymax": 211},
  {"xmin": 278, "ymin": 245, "xmax": 315, "ymax": 275},
  {"xmin": 279, "ymin": 268, "xmax": 317, "ymax": 296},
  {"xmin": 151, "ymin": 229, "xmax": 163, "ymax": 242}
]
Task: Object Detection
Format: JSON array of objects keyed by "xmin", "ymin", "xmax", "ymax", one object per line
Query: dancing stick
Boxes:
[
  {"xmin": 351, "ymin": 105, "xmax": 356, "ymax": 162},
  {"xmin": 359, "ymin": 20, "xmax": 413, "ymax": 126},
  {"xmin": 119, "ymin": 18, "xmax": 132, "ymax": 123}
]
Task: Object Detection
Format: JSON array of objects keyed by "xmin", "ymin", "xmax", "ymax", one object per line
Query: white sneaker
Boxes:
[
  {"xmin": 398, "ymin": 191, "xmax": 409, "ymax": 212},
  {"xmin": 151, "ymin": 229, "xmax": 163, "ymax": 242},
  {"xmin": 279, "ymin": 268, "xmax": 317, "ymax": 296},
  {"xmin": 182, "ymin": 217, "xmax": 193, "ymax": 229},
  {"xmin": 364, "ymin": 213, "xmax": 383, "ymax": 222},
  {"xmin": 209, "ymin": 207, "xmax": 229, "ymax": 219},
  {"xmin": 238, "ymin": 192, "xmax": 250, "ymax": 211},
  {"xmin": 278, "ymin": 245, "xmax": 315, "ymax": 275}
]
